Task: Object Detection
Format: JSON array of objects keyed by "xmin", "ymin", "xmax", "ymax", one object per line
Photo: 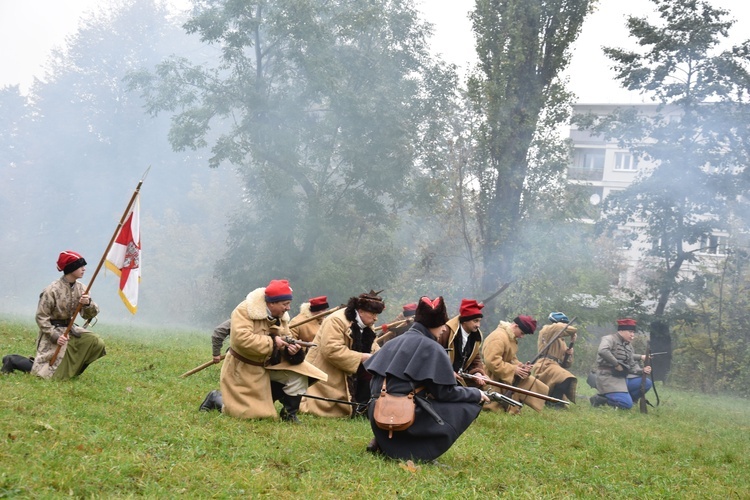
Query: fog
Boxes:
[{"xmin": 1, "ymin": 0, "xmax": 748, "ymax": 402}]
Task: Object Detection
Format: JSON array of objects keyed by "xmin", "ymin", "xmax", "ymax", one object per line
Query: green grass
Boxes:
[{"xmin": 1, "ymin": 317, "xmax": 749, "ymax": 498}]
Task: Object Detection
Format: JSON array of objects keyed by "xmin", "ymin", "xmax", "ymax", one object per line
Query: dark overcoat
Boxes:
[{"xmin": 364, "ymin": 323, "xmax": 483, "ymax": 462}]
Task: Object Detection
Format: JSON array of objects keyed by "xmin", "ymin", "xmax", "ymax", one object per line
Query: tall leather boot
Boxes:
[
  {"xmin": 280, "ymin": 394, "xmax": 302, "ymax": 424},
  {"xmin": 199, "ymin": 390, "xmax": 223, "ymax": 412}
]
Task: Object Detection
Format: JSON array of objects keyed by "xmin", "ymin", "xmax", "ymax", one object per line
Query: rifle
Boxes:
[
  {"xmin": 282, "ymin": 336, "xmax": 317, "ymax": 349},
  {"xmin": 639, "ymin": 341, "xmax": 652, "ymax": 414},
  {"xmin": 375, "ymin": 318, "xmax": 412, "ymax": 345},
  {"xmin": 479, "ymin": 280, "xmax": 514, "ymax": 305},
  {"xmin": 531, "ymin": 317, "xmax": 577, "ymax": 365},
  {"xmin": 486, "ymin": 390, "xmax": 523, "ymax": 408},
  {"xmin": 180, "ymin": 306, "xmax": 339, "ymax": 378},
  {"xmin": 458, "ymin": 370, "xmax": 570, "ymax": 406},
  {"xmin": 561, "ymin": 339, "xmax": 575, "ymax": 366},
  {"xmin": 300, "ymin": 393, "xmax": 369, "ymax": 416},
  {"xmin": 289, "ymin": 305, "xmax": 343, "ymax": 330},
  {"xmin": 179, "ymin": 355, "xmax": 226, "ymax": 378}
]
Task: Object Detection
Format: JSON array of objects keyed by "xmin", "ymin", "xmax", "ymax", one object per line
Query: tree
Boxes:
[
  {"xmin": 671, "ymin": 246, "xmax": 750, "ymax": 394},
  {"xmin": 466, "ymin": 0, "xmax": 594, "ymax": 299},
  {"xmin": 0, "ymin": 0, "xmax": 240, "ymax": 325},
  {"xmin": 128, "ymin": 0, "xmax": 448, "ymax": 304},
  {"xmin": 579, "ymin": 0, "xmax": 750, "ymax": 377}
]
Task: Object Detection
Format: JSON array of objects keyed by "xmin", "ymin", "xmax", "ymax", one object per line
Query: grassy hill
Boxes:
[{"xmin": 1, "ymin": 317, "xmax": 748, "ymax": 498}]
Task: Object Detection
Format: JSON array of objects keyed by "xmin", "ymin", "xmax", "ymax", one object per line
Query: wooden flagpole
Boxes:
[{"xmin": 49, "ymin": 167, "xmax": 150, "ymax": 366}]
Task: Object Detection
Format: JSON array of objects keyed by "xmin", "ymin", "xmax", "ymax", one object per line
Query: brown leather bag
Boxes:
[{"xmin": 373, "ymin": 379, "xmax": 418, "ymax": 438}]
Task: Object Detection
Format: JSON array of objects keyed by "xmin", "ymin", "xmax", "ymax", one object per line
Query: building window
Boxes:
[
  {"xmin": 614, "ymin": 152, "xmax": 637, "ymax": 171},
  {"xmin": 576, "ymin": 148, "xmax": 605, "ymax": 170},
  {"xmin": 699, "ymin": 234, "xmax": 727, "ymax": 255}
]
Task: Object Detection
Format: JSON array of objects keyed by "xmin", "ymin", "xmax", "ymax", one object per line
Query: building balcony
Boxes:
[{"xmin": 568, "ymin": 167, "xmax": 604, "ymax": 181}]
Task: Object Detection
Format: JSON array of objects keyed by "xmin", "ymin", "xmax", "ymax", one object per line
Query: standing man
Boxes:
[
  {"xmin": 364, "ymin": 296, "xmax": 489, "ymax": 461},
  {"xmin": 301, "ymin": 291, "xmax": 384, "ymax": 417},
  {"xmin": 532, "ymin": 312, "xmax": 578, "ymax": 407},
  {"xmin": 31, "ymin": 251, "xmax": 106, "ymax": 380},
  {"xmin": 290, "ymin": 296, "xmax": 330, "ymax": 343},
  {"xmin": 590, "ymin": 318, "xmax": 653, "ymax": 409},
  {"xmin": 200, "ymin": 279, "xmax": 327, "ymax": 423},
  {"xmin": 439, "ymin": 299, "xmax": 487, "ymax": 388},
  {"xmin": 482, "ymin": 315, "xmax": 549, "ymax": 413}
]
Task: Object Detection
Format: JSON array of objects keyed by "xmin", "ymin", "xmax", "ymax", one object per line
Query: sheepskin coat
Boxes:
[
  {"xmin": 532, "ymin": 323, "xmax": 577, "ymax": 402},
  {"xmin": 220, "ymin": 288, "xmax": 327, "ymax": 419},
  {"xmin": 289, "ymin": 302, "xmax": 323, "ymax": 343},
  {"xmin": 482, "ymin": 321, "xmax": 549, "ymax": 412},
  {"xmin": 301, "ymin": 308, "xmax": 379, "ymax": 417}
]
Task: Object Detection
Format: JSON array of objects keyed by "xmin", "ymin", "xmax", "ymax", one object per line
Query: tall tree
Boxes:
[
  {"xmin": 466, "ymin": 0, "xmax": 593, "ymax": 297},
  {"xmin": 0, "ymin": 0, "xmax": 238, "ymax": 325},
  {"xmin": 580, "ymin": 0, "xmax": 750, "ymax": 375},
  {"xmin": 129, "ymin": 0, "xmax": 445, "ymax": 302}
]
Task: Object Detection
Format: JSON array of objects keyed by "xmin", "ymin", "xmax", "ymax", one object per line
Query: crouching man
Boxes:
[
  {"xmin": 199, "ymin": 279, "xmax": 327, "ymax": 423},
  {"xmin": 364, "ymin": 296, "xmax": 489, "ymax": 462}
]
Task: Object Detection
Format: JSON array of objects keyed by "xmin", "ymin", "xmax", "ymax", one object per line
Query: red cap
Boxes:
[
  {"xmin": 402, "ymin": 303, "xmax": 417, "ymax": 317},
  {"xmin": 617, "ymin": 318, "xmax": 637, "ymax": 331},
  {"xmin": 514, "ymin": 315, "xmax": 537, "ymax": 335},
  {"xmin": 265, "ymin": 280, "xmax": 293, "ymax": 303},
  {"xmin": 459, "ymin": 299, "xmax": 484, "ymax": 322},
  {"xmin": 56, "ymin": 250, "xmax": 87, "ymax": 274},
  {"xmin": 309, "ymin": 296, "xmax": 329, "ymax": 312}
]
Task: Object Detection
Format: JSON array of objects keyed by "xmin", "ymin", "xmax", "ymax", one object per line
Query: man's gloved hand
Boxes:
[{"xmin": 613, "ymin": 361, "xmax": 630, "ymax": 378}]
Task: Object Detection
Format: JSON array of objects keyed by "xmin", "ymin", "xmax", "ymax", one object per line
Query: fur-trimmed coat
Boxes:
[
  {"xmin": 438, "ymin": 315, "xmax": 486, "ymax": 385},
  {"xmin": 300, "ymin": 308, "xmax": 379, "ymax": 417},
  {"xmin": 482, "ymin": 321, "xmax": 549, "ymax": 412},
  {"xmin": 532, "ymin": 323, "xmax": 577, "ymax": 402},
  {"xmin": 220, "ymin": 288, "xmax": 327, "ymax": 419},
  {"xmin": 31, "ymin": 278, "xmax": 100, "ymax": 379},
  {"xmin": 289, "ymin": 302, "xmax": 323, "ymax": 343}
]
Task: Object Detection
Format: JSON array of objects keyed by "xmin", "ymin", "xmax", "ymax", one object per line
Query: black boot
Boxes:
[
  {"xmin": 280, "ymin": 394, "xmax": 302, "ymax": 424},
  {"xmin": 2, "ymin": 354, "xmax": 33, "ymax": 374},
  {"xmin": 366, "ymin": 437, "xmax": 381, "ymax": 455},
  {"xmin": 199, "ymin": 390, "xmax": 223, "ymax": 412},
  {"xmin": 589, "ymin": 394, "xmax": 608, "ymax": 408}
]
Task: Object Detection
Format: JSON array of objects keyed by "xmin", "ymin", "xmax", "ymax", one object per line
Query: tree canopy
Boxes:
[{"xmin": 577, "ymin": 0, "xmax": 750, "ymax": 376}]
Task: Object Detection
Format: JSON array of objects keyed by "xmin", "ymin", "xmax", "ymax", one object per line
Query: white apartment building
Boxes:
[{"xmin": 568, "ymin": 103, "xmax": 729, "ymax": 288}]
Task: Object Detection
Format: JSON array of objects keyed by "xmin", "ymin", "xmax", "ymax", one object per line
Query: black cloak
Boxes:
[{"xmin": 363, "ymin": 322, "xmax": 483, "ymax": 461}]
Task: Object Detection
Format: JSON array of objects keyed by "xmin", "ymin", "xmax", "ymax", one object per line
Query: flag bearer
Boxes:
[{"xmin": 31, "ymin": 251, "xmax": 106, "ymax": 379}]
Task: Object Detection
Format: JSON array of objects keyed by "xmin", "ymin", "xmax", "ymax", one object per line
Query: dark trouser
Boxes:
[{"xmin": 2, "ymin": 354, "xmax": 34, "ymax": 374}]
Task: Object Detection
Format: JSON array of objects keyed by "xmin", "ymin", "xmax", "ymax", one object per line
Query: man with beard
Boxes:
[
  {"xmin": 482, "ymin": 315, "xmax": 549, "ymax": 413},
  {"xmin": 590, "ymin": 318, "xmax": 653, "ymax": 409},
  {"xmin": 364, "ymin": 296, "xmax": 489, "ymax": 461},
  {"xmin": 199, "ymin": 279, "xmax": 327, "ymax": 423},
  {"xmin": 439, "ymin": 299, "xmax": 487, "ymax": 388},
  {"xmin": 300, "ymin": 291, "xmax": 384, "ymax": 417},
  {"xmin": 532, "ymin": 312, "xmax": 578, "ymax": 408},
  {"xmin": 31, "ymin": 250, "xmax": 106, "ymax": 380}
]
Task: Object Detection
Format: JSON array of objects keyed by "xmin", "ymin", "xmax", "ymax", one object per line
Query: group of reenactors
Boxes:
[{"xmin": 2, "ymin": 251, "xmax": 655, "ymax": 463}]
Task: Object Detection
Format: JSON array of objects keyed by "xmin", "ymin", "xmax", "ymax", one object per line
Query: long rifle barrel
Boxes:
[
  {"xmin": 459, "ymin": 370, "xmax": 570, "ymax": 405},
  {"xmin": 530, "ymin": 317, "xmax": 577, "ymax": 365}
]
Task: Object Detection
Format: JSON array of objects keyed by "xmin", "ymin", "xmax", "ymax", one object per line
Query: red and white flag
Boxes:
[{"xmin": 105, "ymin": 194, "xmax": 141, "ymax": 314}]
